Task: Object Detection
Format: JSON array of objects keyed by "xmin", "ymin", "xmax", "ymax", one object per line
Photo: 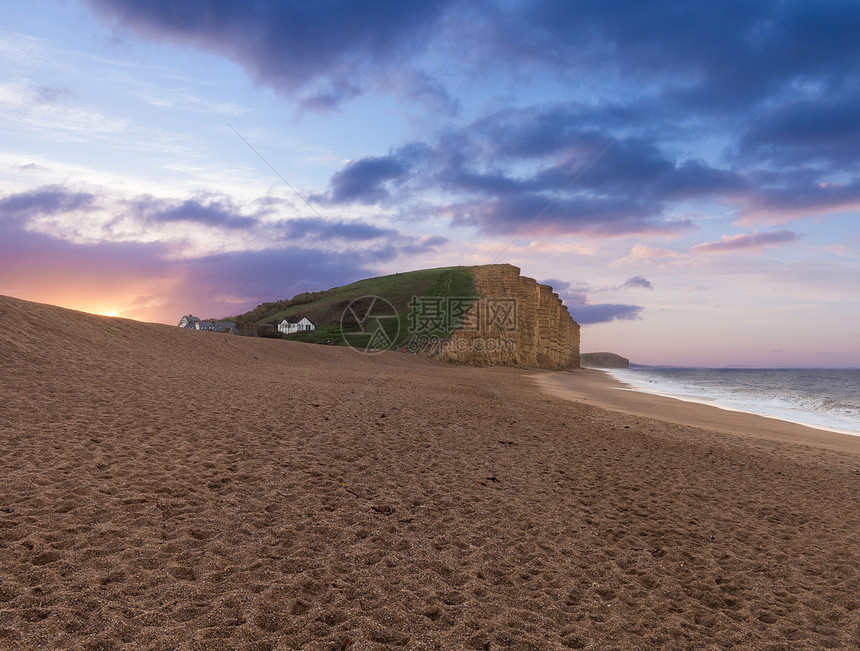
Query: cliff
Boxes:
[
  {"xmin": 580, "ymin": 352, "xmax": 630, "ymax": 368},
  {"xmin": 437, "ymin": 264, "xmax": 580, "ymax": 369}
]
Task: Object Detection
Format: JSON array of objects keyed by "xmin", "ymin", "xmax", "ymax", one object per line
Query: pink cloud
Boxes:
[{"xmin": 611, "ymin": 243, "xmax": 684, "ymax": 267}]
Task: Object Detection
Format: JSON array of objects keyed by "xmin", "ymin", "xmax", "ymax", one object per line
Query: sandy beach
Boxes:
[{"xmin": 2, "ymin": 295, "xmax": 860, "ymax": 649}]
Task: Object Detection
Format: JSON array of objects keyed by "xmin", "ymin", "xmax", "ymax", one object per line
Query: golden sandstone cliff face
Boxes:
[{"xmin": 438, "ymin": 264, "xmax": 580, "ymax": 370}]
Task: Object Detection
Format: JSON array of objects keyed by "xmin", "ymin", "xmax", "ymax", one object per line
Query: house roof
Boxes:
[{"xmin": 198, "ymin": 320, "xmax": 235, "ymax": 331}]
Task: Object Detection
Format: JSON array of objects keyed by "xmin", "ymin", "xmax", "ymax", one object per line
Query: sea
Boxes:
[{"xmin": 603, "ymin": 367, "xmax": 860, "ymax": 436}]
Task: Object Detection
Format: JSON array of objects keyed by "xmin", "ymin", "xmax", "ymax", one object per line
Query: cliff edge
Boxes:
[{"xmin": 438, "ymin": 264, "xmax": 580, "ymax": 369}]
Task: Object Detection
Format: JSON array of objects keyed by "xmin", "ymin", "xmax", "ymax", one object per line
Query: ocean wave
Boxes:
[{"xmin": 606, "ymin": 368, "xmax": 860, "ymax": 435}]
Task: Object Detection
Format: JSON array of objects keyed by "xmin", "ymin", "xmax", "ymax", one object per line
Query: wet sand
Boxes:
[
  {"xmin": 532, "ymin": 369, "xmax": 860, "ymax": 456},
  {"xmin": 2, "ymin": 295, "xmax": 860, "ymax": 649}
]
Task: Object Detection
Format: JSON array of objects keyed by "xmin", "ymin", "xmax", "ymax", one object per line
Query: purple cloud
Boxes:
[
  {"xmin": 541, "ymin": 277, "xmax": 644, "ymax": 325},
  {"xmin": 277, "ymin": 217, "xmax": 396, "ymax": 242},
  {"xmin": 0, "ymin": 212, "xmax": 371, "ymax": 323},
  {"xmin": 497, "ymin": 1, "xmax": 860, "ymax": 113},
  {"xmin": 86, "ymin": 0, "xmax": 450, "ymax": 107},
  {"xmin": 81, "ymin": 1, "xmax": 860, "ymax": 233},
  {"xmin": 328, "ymin": 156, "xmax": 411, "ymax": 204},
  {"xmin": 0, "ymin": 185, "xmax": 98, "ymax": 223},
  {"xmin": 570, "ymin": 303, "xmax": 643, "ymax": 325},
  {"xmin": 622, "ymin": 276, "xmax": 653, "ymax": 290},
  {"xmin": 448, "ymin": 194, "xmax": 693, "ymax": 237},
  {"xmin": 738, "ymin": 92, "xmax": 860, "ymax": 169},
  {"xmin": 136, "ymin": 195, "xmax": 261, "ymax": 230},
  {"xmin": 317, "ymin": 110, "xmax": 743, "ymax": 237}
]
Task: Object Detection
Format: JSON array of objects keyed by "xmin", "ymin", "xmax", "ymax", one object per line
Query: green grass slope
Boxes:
[{"xmin": 226, "ymin": 266, "xmax": 476, "ymax": 348}]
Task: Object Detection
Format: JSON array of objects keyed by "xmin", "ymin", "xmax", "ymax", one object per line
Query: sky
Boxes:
[{"xmin": 2, "ymin": 0, "xmax": 859, "ymax": 367}]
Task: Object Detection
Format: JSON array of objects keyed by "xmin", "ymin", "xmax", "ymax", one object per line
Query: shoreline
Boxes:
[
  {"xmin": 602, "ymin": 368, "xmax": 860, "ymax": 438},
  {"xmin": 531, "ymin": 368, "xmax": 860, "ymax": 457},
  {"xmin": 604, "ymin": 368, "xmax": 860, "ymax": 437}
]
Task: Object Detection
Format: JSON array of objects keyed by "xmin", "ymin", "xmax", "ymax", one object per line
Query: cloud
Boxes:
[
  {"xmin": 448, "ymin": 193, "xmax": 693, "ymax": 237},
  {"xmin": 320, "ymin": 143, "xmax": 431, "ymax": 205},
  {"xmin": 316, "ymin": 109, "xmax": 740, "ymax": 238},
  {"xmin": 81, "ymin": 0, "xmax": 860, "ymax": 236},
  {"xmin": 178, "ymin": 246, "xmax": 369, "ymax": 304},
  {"xmin": 495, "ymin": 1, "xmax": 860, "ymax": 113},
  {"xmin": 86, "ymin": 0, "xmax": 451, "ymax": 107},
  {"xmin": 328, "ymin": 155, "xmax": 411, "ymax": 204},
  {"xmin": 691, "ymin": 230, "xmax": 798, "ymax": 254},
  {"xmin": 135, "ymin": 195, "xmax": 261, "ymax": 230},
  {"xmin": 0, "ymin": 80, "xmax": 128, "ymax": 137},
  {"xmin": 0, "ymin": 185, "xmax": 98, "ymax": 223},
  {"xmin": 270, "ymin": 217, "xmax": 446, "ymax": 262},
  {"xmin": 737, "ymin": 91, "xmax": 860, "ymax": 169},
  {"xmin": 622, "ymin": 276, "xmax": 653, "ymax": 290},
  {"xmin": 611, "ymin": 243, "xmax": 685, "ymax": 267},
  {"xmin": 0, "ymin": 221, "xmax": 173, "ymax": 304},
  {"xmin": 30, "ymin": 85, "xmax": 76, "ymax": 104},
  {"xmin": 277, "ymin": 217, "xmax": 396, "ymax": 242},
  {"xmin": 540, "ymin": 277, "xmax": 644, "ymax": 325},
  {"xmin": 84, "ymin": 0, "xmax": 860, "ymax": 121},
  {"xmin": 738, "ymin": 173, "xmax": 860, "ymax": 225},
  {"xmin": 0, "ymin": 185, "xmax": 448, "ymax": 321},
  {"xmin": 0, "ymin": 213, "xmax": 371, "ymax": 324},
  {"xmin": 569, "ymin": 303, "xmax": 644, "ymax": 325}
]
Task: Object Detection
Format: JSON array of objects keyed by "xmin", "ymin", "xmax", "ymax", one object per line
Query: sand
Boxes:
[{"xmin": 1, "ymin": 295, "xmax": 860, "ymax": 650}]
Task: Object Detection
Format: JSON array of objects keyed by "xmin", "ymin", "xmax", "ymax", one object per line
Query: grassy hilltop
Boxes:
[{"xmin": 226, "ymin": 266, "xmax": 476, "ymax": 348}]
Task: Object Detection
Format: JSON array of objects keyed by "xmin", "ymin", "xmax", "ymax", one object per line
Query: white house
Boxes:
[
  {"xmin": 278, "ymin": 316, "xmax": 315, "ymax": 335},
  {"xmin": 178, "ymin": 315, "xmax": 200, "ymax": 329}
]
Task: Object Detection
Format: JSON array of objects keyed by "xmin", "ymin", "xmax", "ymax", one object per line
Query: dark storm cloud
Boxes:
[
  {"xmin": 86, "ymin": 0, "xmax": 449, "ymax": 107},
  {"xmin": 459, "ymin": 112, "xmax": 748, "ymax": 201},
  {"xmin": 501, "ymin": 1, "xmax": 860, "ymax": 112},
  {"xmin": 737, "ymin": 92, "xmax": 860, "ymax": 169},
  {"xmin": 84, "ymin": 1, "xmax": 860, "ymax": 232},
  {"xmin": 86, "ymin": 1, "xmax": 860, "ymax": 113}
]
